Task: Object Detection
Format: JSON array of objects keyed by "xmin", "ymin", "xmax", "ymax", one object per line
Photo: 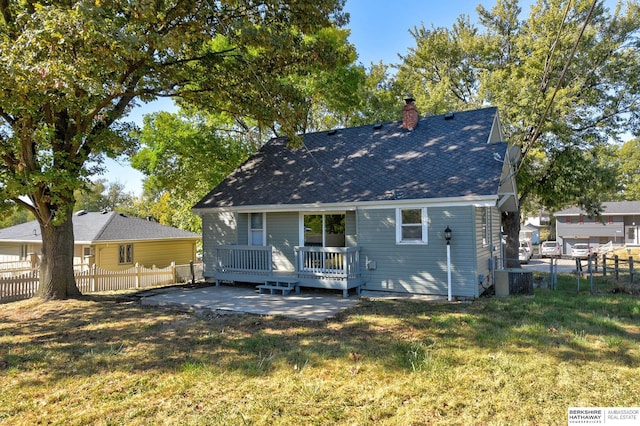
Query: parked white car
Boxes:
[
  {"xmin": 518, "ymin": 247, "xmax": 531, "ymax": 264},
  {"xmin": 519, "ymin": 240, "xmax": 533, "ymax": 258},
  {"xmin": 540, "ymin": 241, "xmax": 562, "ymax": 258},
  {"xmin": 571, "ymin": 243, "xmax": 592, "ymax": 259}
]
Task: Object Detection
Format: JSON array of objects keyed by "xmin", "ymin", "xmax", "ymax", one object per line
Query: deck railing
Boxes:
[
  {"xmin": 294, "ymin": 246, "xmax": 361, "ymax": 279},
  {"xmin": 215, "ymin": 245, "xmax": 273, "ymax": 276}
]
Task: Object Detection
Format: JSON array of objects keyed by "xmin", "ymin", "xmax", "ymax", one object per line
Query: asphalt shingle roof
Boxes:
[
  {"xmin": 194, "ymin": 107, "xmax": 507, "ymax": 210},
  {"xmin": 555, "ymin": 201, "xmax": 640, "ymax": 216},
  {"xmin": 0, "ymin": 211, "xmax": 200, "ymax": 243}
]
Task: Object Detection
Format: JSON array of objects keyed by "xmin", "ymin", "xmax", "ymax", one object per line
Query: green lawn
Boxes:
[{"xmin": 1, "ymin": 275, "xmax": 638, "ymax": 425}]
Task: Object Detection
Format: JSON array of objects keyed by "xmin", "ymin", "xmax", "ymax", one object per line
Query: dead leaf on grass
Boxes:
[{"xmin": 348, "ymin": 352, "xmax": 364, "ymax": 362}]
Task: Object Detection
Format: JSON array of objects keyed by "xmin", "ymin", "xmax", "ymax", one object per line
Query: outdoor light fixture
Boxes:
[
  {"xmin": 444, "ymin": 225, "xmax": 452, "ymax": 301},
  {"xmin": 444, "ymin": 226, "xmax": 452, "ymax": 244}
]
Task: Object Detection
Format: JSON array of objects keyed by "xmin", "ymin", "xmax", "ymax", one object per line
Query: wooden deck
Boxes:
[{"xmin": 214, "ymin": 245, "xmax": 364, "ymax": 297}]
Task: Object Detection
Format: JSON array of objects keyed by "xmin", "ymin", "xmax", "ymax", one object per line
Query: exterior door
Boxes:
[
  {"xmin": 303, "ymin": 213, "xmax": 345, "ymax": 247},
  {"xmin": 626, "ymin": 225, "xmax": 639, "ymax": 245}
]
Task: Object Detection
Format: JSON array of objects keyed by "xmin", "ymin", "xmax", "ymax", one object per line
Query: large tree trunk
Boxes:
[
  {"xmin": 36, "ymin": 209, "xmax": 81, "ymax": 299},
  {"xmin": 502, "ymin": 210, "xmax": 521, "ymax": 268}
]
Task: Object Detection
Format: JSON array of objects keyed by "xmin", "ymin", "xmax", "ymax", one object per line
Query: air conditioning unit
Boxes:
[{"xmin": 495, "ymin": 269, "xmax": 533, "ymax": 297}]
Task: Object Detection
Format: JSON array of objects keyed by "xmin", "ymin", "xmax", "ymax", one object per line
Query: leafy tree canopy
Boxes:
[
  {"xmin": 0, "ymin": 0, "xmax": 352, "ymax": 298},
  {"xmin": 74, "ymin": 179, "xmax": 135, "ymax": 213},
  {"xmin": 394, "ymin": 0, "xmax": 640, "ymax": 266},
  {"xmin": 611, "ymin": 138, "xmax": 640, "ymax": 200},
  {"xmin": 130, "ymin": 109, "xmax": 257, "ymax": 232},
  {"xmin": 395, "ymin": 0, "xmax": 640, "ymax": 216}
]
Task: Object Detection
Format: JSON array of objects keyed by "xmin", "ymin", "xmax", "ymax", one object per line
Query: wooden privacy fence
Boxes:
[{"xmin": 1, "ymin": 262, "xmax": 181, "ymax": 303}]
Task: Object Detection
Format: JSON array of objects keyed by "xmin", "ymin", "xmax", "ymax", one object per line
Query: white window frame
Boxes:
[
  {"xmin": 396, "ymin": 207, "xmax": 428, "ymax": 244},
  {"xmin": 248, "ymin": 212, "xmax": 266, "ymax": 246},
  {"xmin": 482, "ymin": 207, "xmax": 489, "ymax": 247}
]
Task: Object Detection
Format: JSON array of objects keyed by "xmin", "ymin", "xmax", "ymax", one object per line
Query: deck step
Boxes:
[{"xmin": 257, "ymin": 280, "xmax": 300, "ymax": 295}]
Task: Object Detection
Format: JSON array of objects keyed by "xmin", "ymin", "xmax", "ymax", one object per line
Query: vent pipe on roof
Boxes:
[{"xmin": 402, "ymin": 97, "xmax": 419, "ymax": 131}]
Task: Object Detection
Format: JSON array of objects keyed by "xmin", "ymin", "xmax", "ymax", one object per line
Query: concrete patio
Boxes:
[{"xmin": 138, "ymin": 284, "xmax": 361, "ymax": 321}]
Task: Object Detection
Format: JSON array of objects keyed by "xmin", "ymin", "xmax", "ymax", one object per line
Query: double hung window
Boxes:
[
  {"xmin": 396, "ymin": 208, "xmax": 428, "ymax": 244},
  {"xmin": 249, "ymin": 213, "xmax": 265, "ymax": 246}
]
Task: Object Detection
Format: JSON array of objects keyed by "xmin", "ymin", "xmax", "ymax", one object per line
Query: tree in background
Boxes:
[
  {"xmin": 0, "ymin": 203, "xmax": 34, "ymax": 229},
  {"xmin": 614, "ymin": 138, "xmax": 640, "ymax": 201},
  {"xmin": 131, "ymin": 110, "xmax": 256, "ymax": 233},
  {"xmin": 347, "ymin": 62, "xmax": 405, "ymax": 127},
  {"xmin": 0, "ymin": 0, "xmax": 352, "ymax": 299},
  {"xmin": 74, "ymin": 179, "xmax": 135, "ymax": 213},
  {"xmin": 395, "ymin": 0, "xmax": 640, "ymax": 265},
  {"xmin": 306, "ymin": 61, "xmax": 405, "ymax": 130}
]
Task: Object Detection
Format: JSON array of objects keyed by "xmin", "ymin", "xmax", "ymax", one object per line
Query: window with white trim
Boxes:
[
  {"xmin": 249, "ymin": 213, "xmax": 265, "ymax": 246},
  {"xmin": 396, "ymin": 208, "xmax": 428, "ymax": 244},
  {"xmin": 482, "ymin": 207, "xmax": 489, "ymax": 246}
]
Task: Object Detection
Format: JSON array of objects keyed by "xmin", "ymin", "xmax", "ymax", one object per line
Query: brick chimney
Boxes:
[{"xmin": 402, "ymin": 97, "xmax": 419, "ymax": 131}]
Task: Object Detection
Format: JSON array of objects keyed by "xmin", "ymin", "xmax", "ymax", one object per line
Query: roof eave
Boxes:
[
  {"xmin": 93, "ymin": 237, "xmax": 201, "ymax": 243},
  {"xmin": 193, "ymin": 194, "xmax": 500, "ymax": 215}
]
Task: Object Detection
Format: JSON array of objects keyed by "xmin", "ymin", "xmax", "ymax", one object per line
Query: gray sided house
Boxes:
[
  {"xmin": 554, "ymin": 201, "xmax": 640, "ymax": 253},
  {"xmin": 193, "ymin": 105, "xmax": 519, "ymax": 298}
]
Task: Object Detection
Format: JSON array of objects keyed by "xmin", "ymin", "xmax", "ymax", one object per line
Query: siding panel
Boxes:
[
  {"xmin": 475, "ymin": 206, "xmax": 500, "ymax": 296},
  {"xmin": 266, "ymin": 212, "xmax": 298, "ymax": 271},
  {"xmin": 133, "ymin": 240, "xmax": 196, "ymax": 268},
  {"xmin": 94, "ymin": 241, "xmax": 196, "ymax": 271},
  {"xmin": 201, "ymin": 212, "xmax": 237, "ymax": 278},
  {"xmin": 346, "ymin": 211, "xmax": 357, "ymax": 247},
  {"xmin": 556, "ymin": 215, "xmax": 624, "ymax": 253},
  {"xmin": 237, "ymin": 214, "xmax": 249, "ymax": 245},
  {"xmin": 358, "ymin": 206, "xmax": 478, "ymax": 297}
]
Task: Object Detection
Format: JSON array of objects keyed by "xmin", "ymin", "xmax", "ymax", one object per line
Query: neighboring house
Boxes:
[
  {"xmin": 519, "ymin": 223, "xmax": 540, "ymax": 245},
  {"xmin": 554, "ymin": 201, "xmax": 640, "ymax": 253},
  {"xmin": 0, "ymin": 211, "xmax": 201, "ymax": 270},
  {"xmin": 193, "ymin": 104, "xmax": 519, "ymax": 298},
  {"xmin": 524, "ymin": 210, "xmax": 550, "ymax": 227}
]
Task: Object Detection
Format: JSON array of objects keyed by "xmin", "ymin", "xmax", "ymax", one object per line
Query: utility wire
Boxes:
[
  {"xmin": 517, "ymin": 0, "xmax": 572, "ymax": 154},
  {"xmin": 517, "ymin": 0, "xmax": 599, "ymax": 173}
]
